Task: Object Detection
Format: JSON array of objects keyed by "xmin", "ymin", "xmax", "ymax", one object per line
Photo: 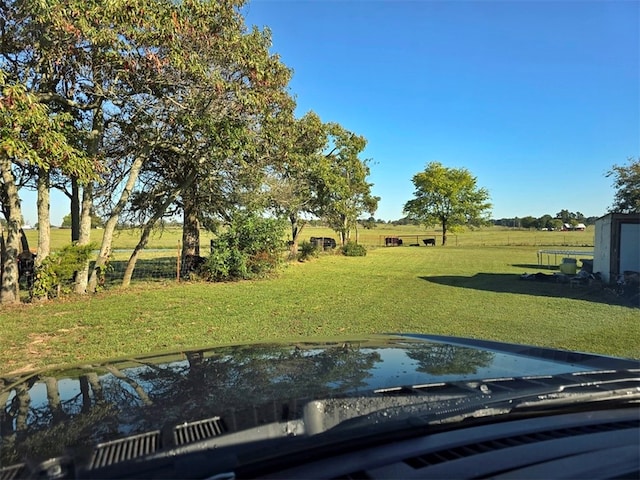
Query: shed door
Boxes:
[{"xmin": 619, "ymin": 223, "xmax": 640, "ymax": 274}]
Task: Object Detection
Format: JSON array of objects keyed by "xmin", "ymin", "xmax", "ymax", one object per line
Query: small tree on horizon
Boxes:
[{"xmin": 403, "ymin": 162, "xmax": 492, "ymax": 245}]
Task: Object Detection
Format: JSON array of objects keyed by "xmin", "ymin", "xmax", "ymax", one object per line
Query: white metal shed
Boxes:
[{"xmin": 593, "ymin": 213, "xmax": 640, "ymax": 283}]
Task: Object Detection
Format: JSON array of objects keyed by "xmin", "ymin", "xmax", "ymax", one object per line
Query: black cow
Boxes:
[
  {"xmin": 310, "ymin": 237, "xmax": 336, "ymax": 249},
  {"xmin": 17, "ymin": 251, "xmax": 36, "ymax": 286},
  {"xmin": 423, "ymin": 238, "xmax": 436, "ymax": 246}
]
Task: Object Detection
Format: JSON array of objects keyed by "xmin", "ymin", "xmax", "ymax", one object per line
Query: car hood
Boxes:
[{"xmin": 1, "ymin": 333, "xmax": 637, "ymax": 469}]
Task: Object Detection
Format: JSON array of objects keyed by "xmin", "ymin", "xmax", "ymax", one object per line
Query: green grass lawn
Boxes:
[{"xmin": 2, "ymin": 243, "xmax": 637, "ymax": 377}]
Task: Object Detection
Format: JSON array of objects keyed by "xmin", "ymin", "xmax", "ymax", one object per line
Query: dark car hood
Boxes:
[{"xmin": 1, "ymin": 334, "xmax": 637, "ymax": 469}]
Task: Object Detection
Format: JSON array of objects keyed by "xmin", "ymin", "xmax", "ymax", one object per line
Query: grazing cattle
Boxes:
[
  {"xmin": 17, "ymin": 251, "xmax": 36, "ymax": 287},
  {"xmin": 385, "ymin": 237, "xmax": 403, "ymax": 246},
  {"xmin": 310, "ymin": 237, "xmax": 336, "ymax": 249},
  {"xmin": 423, "ymin": 238, "xmax": 436, "ymax": 246}
]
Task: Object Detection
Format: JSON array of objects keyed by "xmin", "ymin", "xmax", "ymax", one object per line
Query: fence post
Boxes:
[{"xmin": 176, "ymin": 241, "xmax": 181, "ymax": 282}]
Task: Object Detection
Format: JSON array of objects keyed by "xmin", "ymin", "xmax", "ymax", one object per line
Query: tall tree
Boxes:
[
  {"xmin": 316, "ymin": 124, "xmax": 379, "ymax": 245},
  {"xmin": 125, "ymin": 1, "xmax": 290, "ymax": 274},
  {"xmin": 265, "ymin": 111, "xmax": 327, "ymax": 254},
  {"xmin": 607, "ymin": 158, "xmax": 640, "ymax": 214},
  {"xmin": 0, "ymin": 73, "xmax": 92, "ymax": 303},
  {"xmin": 404, "ymin": 162, "xmax": 491, "ymax": 245}
]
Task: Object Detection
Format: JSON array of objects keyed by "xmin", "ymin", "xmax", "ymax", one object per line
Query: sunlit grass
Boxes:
[{"xmin": 1, "ymin": 244, "xmax": 636, "ymax": 376}]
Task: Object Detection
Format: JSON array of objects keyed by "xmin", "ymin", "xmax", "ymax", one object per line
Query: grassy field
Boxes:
[
  {"xmin": 23, "ymin": 223, "xmax": 595, "ymax": 253},
  {"xmin": 2, "ymin": 234, "xmax": 637, "ymax": 377}
]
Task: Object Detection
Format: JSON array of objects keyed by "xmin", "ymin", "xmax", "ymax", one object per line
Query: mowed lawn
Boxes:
[{"xmin": 1, "ymin": 243, "xmax": 638, "ymax": 376}]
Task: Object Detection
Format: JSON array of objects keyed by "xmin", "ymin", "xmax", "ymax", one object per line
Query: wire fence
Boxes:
[{"xmin": 105, "ymin": 255, "xmax": 181, "ymax": 284}]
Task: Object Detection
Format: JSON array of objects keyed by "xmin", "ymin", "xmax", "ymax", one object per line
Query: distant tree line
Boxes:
[
  {"xmin": 492, "ymin": 211, "xmax": 599, "ymax": 230},
  {"xmin": 373, "ymin": 211, "xmax": 600, "ymax": 229}
]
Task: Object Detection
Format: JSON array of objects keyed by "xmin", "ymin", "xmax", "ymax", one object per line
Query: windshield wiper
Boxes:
[{"xmin": 305, "ymin": 369, "xmax": 640, "ymax": 434}]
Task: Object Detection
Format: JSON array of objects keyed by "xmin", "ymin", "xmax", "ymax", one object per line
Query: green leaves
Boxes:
[
  {"xmin": 0, "ymin": 72, "xmax": 92, "ymax": 179},
  {"xmin": 404, "ymin": 162, "xmax": 492, "ymax": 244},
  {"xmin": 607, "ymin": 158, "xmax": 640, "ymax": 214},
  {"xmin": 317, "ymin": 124, "xmax": 379, "ymax": 244}
]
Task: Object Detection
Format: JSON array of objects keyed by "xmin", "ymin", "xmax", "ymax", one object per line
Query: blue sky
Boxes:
[
  {"xmin": 19, "ymin": 0, "xmax": 639, "ymax": 226},
  {"xmin": 242, "ymin": 0, "xmax": 640, "ymax": 221}
]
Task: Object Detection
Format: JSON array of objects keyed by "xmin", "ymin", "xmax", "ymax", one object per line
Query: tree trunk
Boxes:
[
  {"xmin": 121, "ymin": 161, "xmax": 198, "ymax": 287},
  {"xmin": 441, "ymin": 217, "xmax": 447, "ymax": 246},
  {"xmin": 44, "ymin": 377, "xmax": 66, "ymax": 422},
  {"xmin": 122, "ymin": 169, "xmax": 197, "ymax": 287},
  {"xmin": 289, "ymin": 213, "xmax": 303, "ymax": 256},
  {"xmin": 180, "ymin": 192, "xmax": 201, "ymax": 278},
  {"xmin": 36, "ymin": 168, "xmax": 51, "ymax": 267},
  {"xmin": 104, "ymin": 365, "xmax": 152, "ymax": 406},
  {"xmin": 0, "ymin": 157, "xmax": 24, "ymax": 304},
  {"xmin": 341, "ymin": 214, "xmax": 349, "ymax": 246},
  {"xmin": 88, "ymin": 154, "xmax": 145, "ymax": 292},
  {"xmin": 71, "ymin": 177, "xmax": 80, "ymax": 242},
  {"xmin": 85, "ymin": 371, "xmax": 103, "ymax": 402},
  {"xmin": 74, "ymin": 183, "xmax": 93, "ymax": 294},
  {"xmin": 76, "ymin": 98, "xmax": 103, "ymax": 293},
  {"xmin": 121, "ymin": 223, "xmax": 154, "ymax": 288},
  {"xmin": 181, "ymin": 190, "xmax": 200, "ymax": 257}
]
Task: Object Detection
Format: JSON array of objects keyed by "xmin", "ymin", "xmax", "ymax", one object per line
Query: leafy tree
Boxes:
[
  {"xmin": 403, "ymin": 162, "xmax": 491, "ymax": 245},
  {"xmin": 549, "ymin": 218, "xmax": 563, "ymax": 231},
  {"xmin": 265, "ymin": 111, "xmax": 326, "ymax": 254},
  {"xmin": 520, "ymin": 216, "xmax": 538, "ymax": 229},
  {"xmin": 316, "ymin": 124, "xmax": 379, "ymax": 245},
  {"xmin": 607, "ymin": 158, "xmax": 640, "ymax": 213},
  {"xmin": 360, "ymin": 216, "xmax": 377, "ymax": 229},
  {"xmin": 61, "ymin": 213, "xmax": 102, "ymax": 229},
  {"xmin": 0, "ymin": 72, "xmax": 92, "ymax": 303},
  {"xmin": 538, "ymin": 214, "xmax": 553, "ymax": 229},
  {"xmin": 555, "ymin": 209, "xmax": 572, "ymax": 224}
]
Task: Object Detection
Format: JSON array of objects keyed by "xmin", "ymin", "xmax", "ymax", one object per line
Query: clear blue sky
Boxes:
[
  {"xmin": 243, "ymin": 0, "xmax": 640, "ymax": 221},
  {"xmin": 20, "ymin": 0, "xmax": 640, "ymax": 226}
]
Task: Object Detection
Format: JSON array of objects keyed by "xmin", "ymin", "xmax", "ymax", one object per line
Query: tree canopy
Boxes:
[
  {"xmin": 0, "ymin": 0, "xmax": 378, "ymax": 301},
  {"xmin": 608, "ymin": 158, "xmax": 640, "ymax": 214},
  {"xmin": 403, "ymin": 162, "xmax": 491, "ymax": 245}
]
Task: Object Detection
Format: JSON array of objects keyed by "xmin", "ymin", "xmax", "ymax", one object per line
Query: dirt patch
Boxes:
[{"xmin": 1, "ymin": 327, "xmax": 86, "ymax": 377}]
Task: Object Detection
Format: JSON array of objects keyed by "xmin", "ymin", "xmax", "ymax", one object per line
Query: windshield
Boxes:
[{"xmin": 1, "ymin": 0, "xmax": 638, "ymax": 478}]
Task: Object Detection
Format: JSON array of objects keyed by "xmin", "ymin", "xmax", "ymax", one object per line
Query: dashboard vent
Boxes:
[
  {"xmin": 89, "ymin": 431, "xmax": 161, "ymax": 469},
  {"xmin": 404, "ymin": 420, "xmax": 639, "ymax": 469},
  {"xmin": 174, "ymin": 416, "xmax": 226, "ymax": 445}
]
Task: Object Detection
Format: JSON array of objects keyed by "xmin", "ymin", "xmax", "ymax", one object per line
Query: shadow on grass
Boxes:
[
  {"xmin": 420, "ymin": 273, "xmax": 639, "ymax": 308},
  {"xmin": 511, "ymin": 263, "xmax": 558, "ymax": 271}
]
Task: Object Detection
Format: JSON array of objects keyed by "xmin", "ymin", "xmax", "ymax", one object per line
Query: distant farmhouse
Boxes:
[{"xmin": 562, "ymin": 223, "xmax": 586, "ymax": 231}]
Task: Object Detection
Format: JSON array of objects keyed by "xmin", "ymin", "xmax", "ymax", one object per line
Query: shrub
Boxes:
[
  {"xmin": 201, "ymin": 212, "xmax": 287, "ymax": 281},
  {"xmin": 342, "ymin": 241, "xmax": 367, "ymax": 257},
  {"xmin": 297, "ymin": 240, "xmax": 318, "ymax": 262},
  {"xmin": 31, "ymin": 243, "xmax": 95, "ymax": 299}
]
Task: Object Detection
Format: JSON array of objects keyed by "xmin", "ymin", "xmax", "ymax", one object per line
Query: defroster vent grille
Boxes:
[
  {"xmin": 89, "ymin": 431, "xmax": 161, "ymax": 469},
  {"xmin": 174, "ymin": 416, "xmax": 226, "ymax": 445}
]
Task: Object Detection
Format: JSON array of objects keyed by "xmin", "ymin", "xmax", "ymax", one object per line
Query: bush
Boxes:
[
  {"xmin": 31, "ymin": 243, "xmax": 95, "ymax": 299},
  {"xmin": 297, "ymin": 240, "xmax": 318, "ymax": 262},
  {"xmin": 201, "ymin": 212, "xmax": 287, "ymax": 281},
  {"xmin": 342, "ymin": 241, "xmax": 367, "ymax": 257}
]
